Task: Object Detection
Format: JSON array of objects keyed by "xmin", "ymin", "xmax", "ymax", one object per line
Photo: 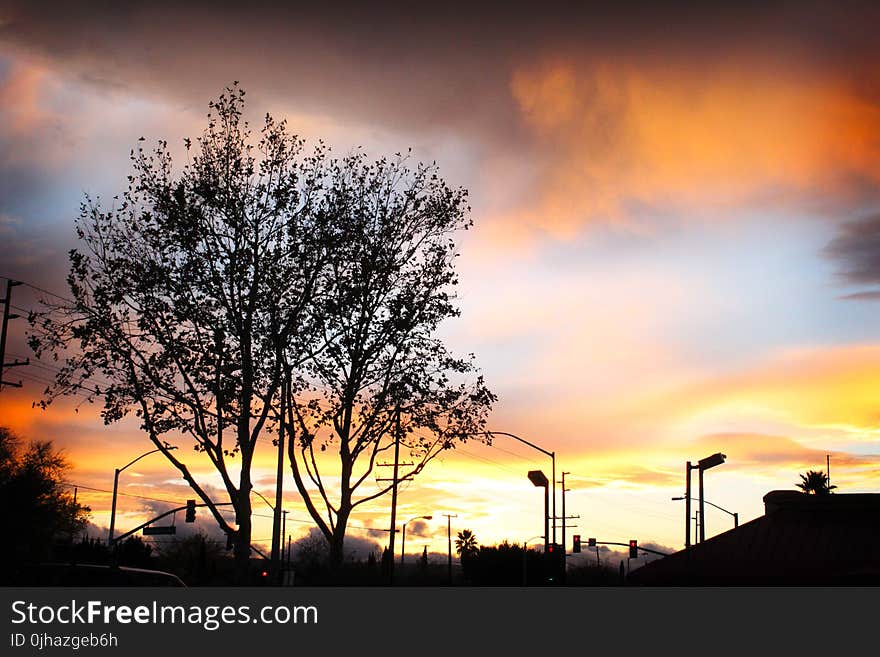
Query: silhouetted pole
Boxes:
[
  {"xmin": 560, "ymin": 471, "xmax": 570, "ymax": 555},
  {"xmin": 696, "ymin": 452, "xmax": 726, "ymax": 543},
  {"xmin": 108, "ymin": 446, "xmax": 177, "ymax": 546},
  {"xmin": 0, "ymin": 279, "xmax": 27, "ymax": 391},
  {"xmin": 698, "ymin": 466, "xmax": 705, "ymax": 543},
  {"xmin": 528, "ymin": 470, "xmax": 550, "ymax": 554},
  {"xmin": 109, "ymin": 468, "xmax": 121, "ymax": 546},
  {"xmin": 544, "ymin": 486, "xmax": 549, "ymax": 553},
  {"xmin": 443, "ymin": 513, "xmax": 457, "ymax": 584},
  {"xmin": 387, "ymin": 408, "xmax": 402, "ymax": 585},
  {"xmin": 685, "ymin": 461, "xmax": 692, "ymax": 548},
  {"xmin": 552, "ymin": 454, "xmax": 556, "ymax": 546},
  {"xmin": 271, "ymin": 376, "xmax": 287, "ymax": 584}
]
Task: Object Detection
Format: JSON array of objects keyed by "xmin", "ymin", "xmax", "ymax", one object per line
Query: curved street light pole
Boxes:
[
  {"xmin": 682, "ymin": 452, "xmax": 726, "ymax": 547},
  {"xmin": 108, "ymin": 445, "xmax": 178, "ymax": 546},
  {"xmin": 468, "ymin": 431, "xmax": 557, "ymax": 546},
  {"xmin": 401, "ymin": 515, "xmax": 433, "ymax": 565}
]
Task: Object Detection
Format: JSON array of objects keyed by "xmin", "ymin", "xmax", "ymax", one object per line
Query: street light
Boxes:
[
  {"xmin": 672, "ymin": 496, "xmax": 738, "ymax": 530},
  {"xmin": 401, "ymin": 515, "xmax": 432, "ymax": 565},
  {"xmin": 108, "ymin": 445, "xmax": 177, "ymax": 545},
  {"xmin": 683, "ymin": 452, "xmax": 726, "ymax": 547},
  {"xmin": 528, "ymin": 469, "xmax": 549, "ymax": 554},
  {"xmin": 457, "ymin": 431, "xmax": 557, "ymax": 545}
]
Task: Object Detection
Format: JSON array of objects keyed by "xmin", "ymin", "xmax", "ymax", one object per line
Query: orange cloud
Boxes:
[
  {"xmin": 507, "ymin": 58, "xmax": 880, "ymax": 236},
  {"xmin": 0, "ymin": 60, "xmax": 46, "ymax": 134},
  {"xmin": 680, "ymin": 345, "xmax": 880, "ymax": 439}
]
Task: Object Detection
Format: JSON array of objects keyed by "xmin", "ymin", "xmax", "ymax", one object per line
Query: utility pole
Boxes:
[
  {"xmin": 827, "ymin": 454, "xmax": 831, "ymax": 490},
  {"xmin": 279, "ymin": 510, "xmax": 288, "ymax": 584},
  {"xmin": 387, "ymin": 409, "xmax": 401, "ymax": 585},
  {"xmin": 551, "ymin": 453, "xmax": 556, "ymax": 546},
  {"xmin": 698, "ymin": 467, "xmax": 705, "ymax": 543},
  {"xmin": 378, "ymin": 407, "xmax": 413, "ymax": 585},
  {"xmin": 685, "ymin": 461, "xmax": 692, "ymax": 548},
  {"xmin": 0, "ymin": 279, "xmax": 28, "ymax": 390},
  {"xmin": 271, "ymin": 374, "xmax": 287, "ymax": 585},
  {"xmin": 443, "ymin": 513, "xmax": 457, "ymax": 584},
  {"xmin": 557, "ymin": 472, "xmax": 579, "ymax": 553}
]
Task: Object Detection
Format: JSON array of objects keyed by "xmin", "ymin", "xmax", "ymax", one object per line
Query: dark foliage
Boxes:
[{"xmin": 0, "ymin": 427, "xmax": 90, "ymax": 571}]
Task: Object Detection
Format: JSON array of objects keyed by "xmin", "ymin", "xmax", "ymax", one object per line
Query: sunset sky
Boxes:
[{"xmin": 2, "ymin": 1, "xmax": 880, "ymax": 561}]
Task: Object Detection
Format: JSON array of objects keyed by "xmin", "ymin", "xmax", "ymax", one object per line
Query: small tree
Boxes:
[
  {"xmin": 28, "ymin": 85, "xmax": 333, "ymax": 581},
  {"xmin": 455, "ymin": 529, "xmax": 479, "ymax": 558},
  {"xmin": 796, "ymin": 470, "xmax": 836, "ymax": 495},
  {"xmin": 0, "ymin": 427, "xmax": 90, "ymax": 568}
]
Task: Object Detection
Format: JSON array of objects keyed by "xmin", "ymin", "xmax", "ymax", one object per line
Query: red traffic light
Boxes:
[
  {"xmin": 572, "ymin": 535, "xmax": 581, "ymax": 553},
  {"xmin": 629, "ymin": 540, "xmax": 638, "ymax": 558}
]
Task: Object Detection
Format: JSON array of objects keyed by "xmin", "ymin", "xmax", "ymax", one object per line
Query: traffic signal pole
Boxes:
[{"xmin": 112, "ymin": 501, "xmax": 232, "ymax": 544}]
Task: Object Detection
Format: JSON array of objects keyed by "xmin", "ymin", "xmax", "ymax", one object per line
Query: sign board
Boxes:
[{"xmin": 143, "ymin": 525, "xmax": 177, "ymax": 535}]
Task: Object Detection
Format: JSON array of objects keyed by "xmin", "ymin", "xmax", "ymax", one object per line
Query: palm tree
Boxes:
[
  {"xmin": 796, "ymin": 470, "xmax": 836, "ymax": 495},
  {"xmin": 455, "ymin": 529, "xmax": 479, "ymax": 558}
]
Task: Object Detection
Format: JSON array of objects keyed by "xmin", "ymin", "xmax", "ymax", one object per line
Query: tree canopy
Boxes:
[
  {"xmin": 28, "ymin": 84, "xmax": 495, "ymax": 575},
  {"xmin": 796, "ymin": 469, "xmax": 836, "ymax": 495},
  {"xmin": 0, "ymin": 427, "xmax": 90, "ymax": 570}
]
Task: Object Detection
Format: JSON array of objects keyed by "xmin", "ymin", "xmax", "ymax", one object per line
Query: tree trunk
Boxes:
[
  {"xmin": 233, "ymin": 495, "xmax": 252, "ymax": 584},
  {"xmin": 328, "ymin": 506, "xmax": 351, "ymax": 573}
]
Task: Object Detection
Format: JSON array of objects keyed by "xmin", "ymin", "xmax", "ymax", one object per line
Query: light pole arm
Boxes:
[
  {"xmin": 486, "ymin": 431, "xmax": 554, "ymax": 459},
  {"xmin": 119, "ymin": 446, "xmax": 175, "ymax": 473},
  {"xmin": 108, "ymin": 445, "xmax": 178, "ymax": 546},
  {"xmin": 674, "ymin": 496, "xmax": 736, "ymax": 519}
]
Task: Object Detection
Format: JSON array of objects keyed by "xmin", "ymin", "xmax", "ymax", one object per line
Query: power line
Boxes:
[{"xmin": 0, "ymin": 276, "xmax": 73, "ymax": 304}]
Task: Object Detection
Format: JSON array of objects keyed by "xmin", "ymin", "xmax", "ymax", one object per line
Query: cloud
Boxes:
[
  {"xmin": 3, "ymin": 1, "xmax": 880, "ymax": 241},
  {"xmin": 405, "ymin": 519, "xmax": 431, "ymax": 538},
  {"xmin": 690, "ymin": 432, "xmax": 875, "ymax": 471},
  {"xmin": 508, "ymin": 57, "xmax": 880, "ymax": 235},
  {"xmin": 637, "ymin": 343, "xmax": 880, "ymax": 439},
  {"xmin": 824, "ymin": 214, "xmax": 880, "ymax": 299}
]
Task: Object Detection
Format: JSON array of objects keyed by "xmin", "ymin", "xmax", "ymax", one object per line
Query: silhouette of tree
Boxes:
[
  {"xmin": 28, "ymin": 85, "xmax": 334, "ymax": 582},
  {"xmin": 455, "ymin": 529, "xmax": 479, "ymax": 558},
  {"xmin": 0, "ymin": 427, "xmax": 90, "ymax": 567},
  {"xmin": 26, "ymin": 84, "xmax": 494, "ymax": 578},
  {"xmin": 796, "ymin": 470, "xmax": 836, "ymax": 494},
  {"xmin": 280, "ymin": 151, "xmax": 495, "ymax": 567}
]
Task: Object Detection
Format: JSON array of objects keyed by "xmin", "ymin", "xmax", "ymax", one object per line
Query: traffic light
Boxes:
[
  {"xmin": 573, "ymin": 535, "xmax": 581, "ymax": 553},
  {"xmin": 547, "ymin": 543, "xmax": 555, "ymax": 554},
  {"xmin": 629, "ymin": 539, "xmax": 638, "ymax": 558},
  {"xmin": 185, "ymin": 499, "xmax": 196, "ymax": 523},
  {"xmin": 588, "ymin": 537, "xmax": 596, "ymax": 547}
]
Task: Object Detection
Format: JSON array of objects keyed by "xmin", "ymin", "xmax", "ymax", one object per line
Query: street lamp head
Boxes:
[
  {"xmin": 528, "ymin": 470, "xmax": 549, "ymax": 488},
  {"xmin": 671, "ymin": 496, "xmax": 685, "ymax": 501},
  {"xmin": 423, "ymin": 515, "xmax": 433, "ymax": 520},
  {"xmin": 698, "ymin": 452, "xmax": 726, "ymax": 470}
]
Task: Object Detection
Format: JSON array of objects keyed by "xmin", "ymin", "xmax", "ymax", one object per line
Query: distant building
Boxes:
[{"xmin": 630, "ymin": 490, "xmax": 880, "ymax": 585}]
